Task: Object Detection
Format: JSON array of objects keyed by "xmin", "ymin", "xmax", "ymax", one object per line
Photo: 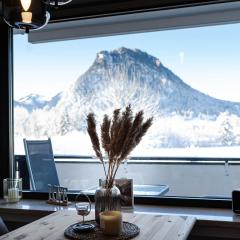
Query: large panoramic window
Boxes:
[{"xmin": 14, "ymin": 23, "xmax": 240, "ymax": 197}]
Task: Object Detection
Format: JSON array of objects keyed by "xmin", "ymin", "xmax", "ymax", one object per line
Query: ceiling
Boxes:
[
  {"xmin": 0, "ymin": 0, "xmax": 239, "ymax": 24},
  {"xmin": 48, "ymin": 0, "xmax": 240, "ymax": 22}
]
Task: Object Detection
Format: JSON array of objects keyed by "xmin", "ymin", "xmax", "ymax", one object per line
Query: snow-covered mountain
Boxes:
[
  {"xmin": 69, "ymin": 47, "xmax": 240, "ymax": 118},
  {"xmin": 15, "ymin": 94, "xmax": 49, "ymax": 112},
  {"xmin": 15, "ymin": 93, "xmax": 62, "ymax": 112},
  {"xmin": 14, "ymin": 47, "xmax": 240, "ymax": 138}
]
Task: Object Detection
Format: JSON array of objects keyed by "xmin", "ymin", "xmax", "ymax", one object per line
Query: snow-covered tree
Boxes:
[{"xmin": 218, "ymin": 112, "xmax": 236, "ymax": 146}]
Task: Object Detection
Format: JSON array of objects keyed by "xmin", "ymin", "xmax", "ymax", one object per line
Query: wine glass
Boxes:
[
  {"xmin": 76, "ymin": 202, "xmax": 90, "ymax": 224},
  {"xmin": 74, "ymin": 192, "xmax": 95, "ymax": 233}
]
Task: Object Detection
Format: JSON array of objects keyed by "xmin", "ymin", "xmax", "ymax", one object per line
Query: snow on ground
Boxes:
[{"xmin": 14, "ymin": 130, "xmax": 240, "ymax": 158}]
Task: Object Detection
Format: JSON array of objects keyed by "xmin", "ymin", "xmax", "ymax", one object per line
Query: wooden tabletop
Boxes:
[{"xmin": 0, "ymin": 210, "xmax": 196, "ymax": 240}]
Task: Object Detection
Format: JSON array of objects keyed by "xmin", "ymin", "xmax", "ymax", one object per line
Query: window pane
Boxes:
[{"xmin": 14, "ymin": 23, "xmax": 240, "ymax": 197}]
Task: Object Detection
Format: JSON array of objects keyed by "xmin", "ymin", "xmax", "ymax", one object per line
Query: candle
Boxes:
[
  {"xmin": 8, "ymin": 188, "xmax": 19, "ymax": 203},
  {"xmin": 99, "ymin": 211, "xmax": 122, "ymax": 236},
  {"xmin": 21, "ymin": 12, "xmax": 32, "ymax": 23}
]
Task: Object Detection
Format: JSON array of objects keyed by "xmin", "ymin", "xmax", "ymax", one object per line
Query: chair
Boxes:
[
  {"xmin": 0, "ymin": 217, "xmax": 8, "ymax": 236},
  {"xmin": 23, "ymin": 138, "xmax": 60, "ymax": 192}
]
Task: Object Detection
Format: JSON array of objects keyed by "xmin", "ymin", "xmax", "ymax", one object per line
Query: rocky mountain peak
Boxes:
[{"xmin": 94, "ymin": 47, "xmax": 162, "ymax": 70}]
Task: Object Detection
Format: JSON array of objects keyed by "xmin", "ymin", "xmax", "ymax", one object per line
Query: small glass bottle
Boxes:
[{"xmin": 3, "ymin": 178, "xmax": 22, "ymax": 203}]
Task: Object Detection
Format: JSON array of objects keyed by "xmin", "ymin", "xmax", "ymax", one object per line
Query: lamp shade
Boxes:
[{"xmin": 2, "ymin": 0, "xmax": 50, "ymax": 33}]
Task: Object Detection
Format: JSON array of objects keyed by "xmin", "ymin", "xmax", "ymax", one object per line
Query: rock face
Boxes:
[{"xmin": 14, "ymin": 47, "xmax": 240, "ymax": 142}]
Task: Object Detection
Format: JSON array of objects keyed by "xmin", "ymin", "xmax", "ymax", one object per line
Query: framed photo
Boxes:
[
  {"xmin": 115, "ymin": 179, "xmax": 134, "ymax": 208},
  {"xmin": 98, "ymin": 178, "xmax": 134, "ymax": 208}
]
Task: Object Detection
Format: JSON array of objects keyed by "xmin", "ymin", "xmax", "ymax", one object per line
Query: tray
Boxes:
[{"xmin": 64, "ymin": 220, "xmax": 140, "ymax": 240}]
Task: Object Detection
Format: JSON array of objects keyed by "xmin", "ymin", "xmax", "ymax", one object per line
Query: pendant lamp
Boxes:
[{"xmin": 2, "ymin": 0, "xmax": 50, "ymax": 33}]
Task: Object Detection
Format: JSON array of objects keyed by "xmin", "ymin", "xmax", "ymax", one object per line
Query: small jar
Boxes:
[{"xmin": 3, "ymin": 178, "xmax": 22, "ymax": 203}]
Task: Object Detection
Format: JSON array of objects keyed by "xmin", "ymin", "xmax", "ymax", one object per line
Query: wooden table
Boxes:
[{"xmin": 0, "ymin": 210, "xmax": 196, "ymax": 240}]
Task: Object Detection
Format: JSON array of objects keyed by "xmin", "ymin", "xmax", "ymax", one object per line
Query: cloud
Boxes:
[{"xmin": 179, "ymin": 51, "xmax": 185, "ymax": 64}]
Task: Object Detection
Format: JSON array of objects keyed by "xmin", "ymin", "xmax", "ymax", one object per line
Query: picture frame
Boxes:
[
  {"xmin": 99, "ymin": 178, "xmax": 134, "ymax": 208},
  {"xmin": 115, "ymin": 178, "xmax": 134, "ymax": 208}
]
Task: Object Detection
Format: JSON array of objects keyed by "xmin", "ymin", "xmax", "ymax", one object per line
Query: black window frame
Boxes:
[
  {"xmin": 3, "ymin": 0, "xmax": 239, "ymax": 208},
  {"xmin": 0, "ymin": 23, "xmax": 14, "ymax": 198}
]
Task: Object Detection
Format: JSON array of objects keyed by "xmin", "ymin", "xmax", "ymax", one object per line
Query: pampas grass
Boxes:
[{"xmin": 87, "ymin": 105, "xmax": 153, "ymax": 189}]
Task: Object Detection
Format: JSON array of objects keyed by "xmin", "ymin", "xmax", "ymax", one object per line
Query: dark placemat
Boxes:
[{"xmin": 64, "ymin": 220, "xmax": 140, "ymax": 240}]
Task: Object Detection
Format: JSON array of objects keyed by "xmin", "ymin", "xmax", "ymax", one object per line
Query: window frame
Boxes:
[
  {"xmin": 0, "ymin": 23, "xmax": 14, "ymax": 198},
  {"xmin": 9, "ymin": 0, "xmax": 240, "ymax": 207}
]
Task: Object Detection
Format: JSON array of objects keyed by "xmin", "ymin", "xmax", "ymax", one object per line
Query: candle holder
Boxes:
[
  {"xmin": 46, "ymin": 184, "xmax": 70, "ymax": 206},
  {"xmin": 100, "ymin": 211, "xmax": 123, "ymax": 236},
  {"xmin": 3, "ymin": 178, "xmax": 22, "ymax": 203},
  {"xmin": 74, "ymin": 192, "xmax": 95, "ymax": 233}
]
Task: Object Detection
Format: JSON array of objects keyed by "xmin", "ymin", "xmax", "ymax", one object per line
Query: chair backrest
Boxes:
[
  {"xmin": 0, "ymin": 217, "xmax": 8, "ymax": 236},
  {"xmin": 23, "ymin": 138, "xmax": 60, "ymax": 192}
]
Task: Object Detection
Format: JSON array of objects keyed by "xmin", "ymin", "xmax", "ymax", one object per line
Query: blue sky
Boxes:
[{"xmin": 14, "ymin": 23, "xmax": 240, "ymax": 101}]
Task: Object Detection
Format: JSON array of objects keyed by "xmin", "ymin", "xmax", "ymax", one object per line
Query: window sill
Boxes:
[{"xmin": 0, "ymin": 198, "xmax": 238, "ymax": 223}]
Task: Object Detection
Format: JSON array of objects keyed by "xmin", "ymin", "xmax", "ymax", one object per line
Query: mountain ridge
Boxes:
[{"xmin": 15, "ymin": 47, "xmax": 240, "ymax": 120}]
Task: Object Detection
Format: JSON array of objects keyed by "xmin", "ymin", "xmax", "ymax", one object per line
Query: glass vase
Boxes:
[
  {"xmin": 95, "ymin": 181, "xmax": 121, "ymax": 223},
  {"xmin": 3, "ymin": 178, "xmax": 22, "ymax": 203}
]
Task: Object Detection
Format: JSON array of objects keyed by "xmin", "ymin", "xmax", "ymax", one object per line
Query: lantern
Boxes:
[{"xmin": 2, "ymin": 0, "xmax": 50, "ymax": 33}]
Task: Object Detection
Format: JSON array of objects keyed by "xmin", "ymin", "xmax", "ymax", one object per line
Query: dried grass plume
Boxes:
[{"xmin": 87, "ymin": 105, "xmax": 153, "ymax": 188}]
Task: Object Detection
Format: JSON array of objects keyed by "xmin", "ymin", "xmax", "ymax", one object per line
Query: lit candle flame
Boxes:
[{"xmin": 20, "ymin": 0, "xmax": 32, "ymax": 11}]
